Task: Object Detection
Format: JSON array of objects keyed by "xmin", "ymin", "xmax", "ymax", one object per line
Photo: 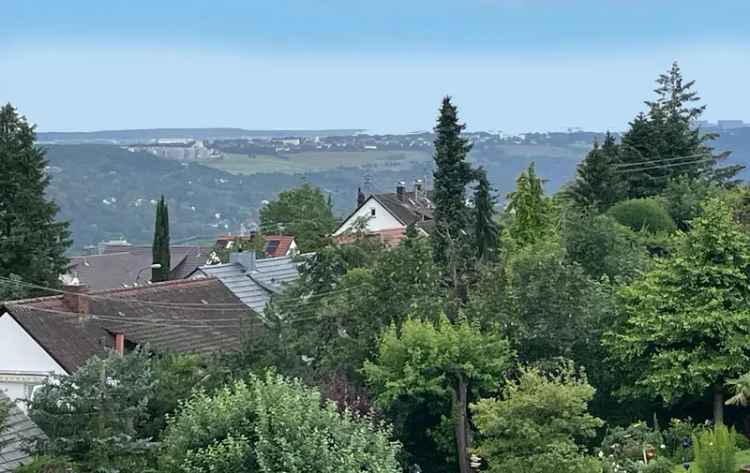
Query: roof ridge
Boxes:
[{"xmin": 2, "ymin": 277, "xmax": 220, "ymax": 306}]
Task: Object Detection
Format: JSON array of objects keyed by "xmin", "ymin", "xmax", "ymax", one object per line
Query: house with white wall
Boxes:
[
  {"xmin": 333, "ymin": 180, "xmax": 434, "ymax": 246},
  {"xmin": 0, "ymin": 278, "xmax": 256, "ymax": 406}
]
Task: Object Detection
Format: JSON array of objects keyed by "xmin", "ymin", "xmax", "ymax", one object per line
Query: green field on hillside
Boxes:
[{"xmin": 204, "ymin": 150, "xmax": 432, "ymax": 175}]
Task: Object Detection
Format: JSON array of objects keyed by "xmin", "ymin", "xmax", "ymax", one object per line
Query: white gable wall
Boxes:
[
  {"xmin": 0, "ymin": 312, "xmax": 67, "ymax": 403},
  {"xmin": 333, "ymin": 198, "xmax": 404, "ymax": 236}
]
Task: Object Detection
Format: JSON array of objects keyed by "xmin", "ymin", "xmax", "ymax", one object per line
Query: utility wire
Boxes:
[
  {"xmin": 0, "ymin": 276, "xmax": 365, "ymax": 310},
  {"xmin": 612, "ymin": 153, "xmax": 707, "ymax": 169},
  {"xmin": 613, "ymin": 158, "xmax": 716, "ymax": 174}
]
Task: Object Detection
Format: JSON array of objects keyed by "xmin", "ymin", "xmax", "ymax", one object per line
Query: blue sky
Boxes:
[{"xmin": 1, "ymin": 0, "xmax": 749, "ymax": 133}]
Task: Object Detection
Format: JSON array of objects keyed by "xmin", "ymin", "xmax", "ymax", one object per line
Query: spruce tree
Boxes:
[
  {"xmin": 473, "ymin": 167, "xmax": 499, "ymax": 262},
  {"xmin": 618, "ymin": 62, "xmax": 741, "ymax": 199},
  {"xmin": 567, "ymin": 132, "xmax": 625, "ymax": 212},
  {"xmin": 151, "ymin": 196, "xmax": 170, "ymax": 282},
  {"xmin": 0, "ymin": 103, "xmax": 70, "ymax": 297},
  {"xmin": 432, "ymin": 96, "xmax": 473, "ymax": 266},
  {"xmin": 431, "ymin": 97, "xmax": 475, "ymax": 307}
]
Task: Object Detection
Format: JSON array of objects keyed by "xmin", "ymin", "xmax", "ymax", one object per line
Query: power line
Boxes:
[
  {"xmin": 0, "ymin": 275, "xmax": 367, "ymax": 311},
  {"xmin": 613, "ymin": 153, "xmax": 707, "ymax": 169},
  {"xmin": 613, "ymin": 158, "xmax": 716, "ymax": 174}
]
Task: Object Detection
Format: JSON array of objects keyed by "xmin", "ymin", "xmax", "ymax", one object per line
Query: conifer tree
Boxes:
[
  {"xmin": 506, "ymin": 163, "xmax": 551, "ymax": 247},
  {"xmin": 432, "ymin": 97, "xmax": 474, "ymax": 266},
  {"xmin": 151, "ymin": 196, "xmax": 170, "ymax": 282},
  {"xmin": 567, "ymin": 133, "xmax": 624, "ymax": 213},
  {"xmin": 473, "ymin": 167, "xmax": 499, "ymax": 262},
  {"xmin": 0, "ymin": 103, "xmax": 70, "ymax": 297},
  {"xmin": 618, "ymin": 62, "xmax": 741, "ymax": 199}
]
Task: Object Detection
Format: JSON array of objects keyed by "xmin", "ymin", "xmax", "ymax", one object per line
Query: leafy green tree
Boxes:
[
  {"xmin": 260, "ymin": 184, "xmax": 337, "ymax": 252},
  {"xmin": 151, "ymin": 195, "xmax": 170, "ymax": 282},
  {"xmin": 618, "ymin": 63, "xmax": 741, "ymax": 199},
  {"xmin": 28, "ymin": 349, "xmax": 156, "ymax": 473},
  {"xmin": 472, "ymin": 363, "xmax": 604, "ymax": 473},
  {"xmin": 660, "ymin": 175, "xmax": 719, "ymax": 230},
  {"xmin": 160, "ymin": 372, "xmax": 401, "ymax": 473},
  {"xmin": 607, "ymin": 198, "xmax": 676, "ymax": 235},
  {"xmin": 606, "ymin": 198, "xmax": 750, "ymax": 424},
  {"xmin": 364, "ymin": 316, "xmax": 513, "ymax": 473},
  {"xmin": 567, "ymin": 133, "xmax": 625, "ymax": 213},
  {"xmin": 256, "ymin": 233, "xmax": 441, "ymax": 386},
  {"xmin": 0, "ymin": 103, "xmax": 70, "ymax": 297},
  {"xmin": 472, "ymin": 167, "xmax": 499, "ymax": 263},
  {"xmin": 143, "ymin": 353, "xmax": 231, "ymax": 440},
  {"xmin": 562, "ymin": 212, "xmax": 649, "ymax": 282},
  {"xmin": 431, "ymin": 97, "xmax": 474, "ymax": 268},
  {"xmin": 505, "ymin": 163, "xmax": 553, "ymax": 247},
  {"xmin": 477, "ymin": 240, "xmax": 612, "ymax": 364}
]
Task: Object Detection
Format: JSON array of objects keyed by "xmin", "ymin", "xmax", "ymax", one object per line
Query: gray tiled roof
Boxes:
[
  {"xmin": 197, "ymin": 255, "xmax": 303, "ymax": 314},
  {"xmin": 0, "ymin": 391, "xmax": 44, "ymax": 472},
  {"xmin": 67, "ymin": 246, "xmax": 212, "ymax": 290}
]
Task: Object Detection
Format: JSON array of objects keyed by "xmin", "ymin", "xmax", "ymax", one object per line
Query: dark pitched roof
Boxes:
[
  {"xmin": 67, "ymin": 246, "xmax": 211, "ymax": 291},
  {"xmin": 0, "ymin": 391, "xmax": 45, "ymax": 472},
  {"xmin": 371, "ymin": 191, "xmax": 434, "ymax": 227},
  {"xmin": 1, "ymin": 279, "xmax": 257, "ymax": 374}
]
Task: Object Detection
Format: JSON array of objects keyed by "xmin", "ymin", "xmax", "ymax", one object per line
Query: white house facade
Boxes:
[
  {"xmin": 0, "ymin": 312, "xmax": 66, "ymax": 404},
  {"xmin": 333, "ymin": 197, "xmax": 404, "ymax": 236}
]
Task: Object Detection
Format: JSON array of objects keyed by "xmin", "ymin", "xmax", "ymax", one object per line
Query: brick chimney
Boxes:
[
  {"xmin": 357, "ymin": 187, "xmax": 366, "ymax": 208},
  {"xmin": 63, "ymin": 283, "xmax": 90, "ymax": 319},
  {"xmin": 114, "ymin": 333, "xmax": 125, "ymax": 355},
  {"xmin": 396, "ymin": 181, "xmax": 406, "ymax": 201}
]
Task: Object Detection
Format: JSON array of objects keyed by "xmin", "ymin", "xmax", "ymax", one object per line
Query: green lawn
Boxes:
[
  {"xmin": 673, "ymin": 449, "xmax": 750, "ymax": 471},
  {"xmin": 204, "ymin": 150, "xmax": 432, "ymax": 175}
]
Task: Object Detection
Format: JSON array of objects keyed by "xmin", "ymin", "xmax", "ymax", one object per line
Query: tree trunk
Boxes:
[
  {"xmin": 453, "ymin": 375, "xmax": 472, "ymax": 473},
  {"xmin": 714, "ymin": 384, "xmax": 725, "ymax": 425}
]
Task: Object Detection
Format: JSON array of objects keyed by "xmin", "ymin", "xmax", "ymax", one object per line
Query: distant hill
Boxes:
[
  {"xmin": 38, "ymin": 128, "xmax": 364, "ymax": 144},
  {"xmin": 42, "ymin": 128, "xmax": 750, "ymax": 252}
]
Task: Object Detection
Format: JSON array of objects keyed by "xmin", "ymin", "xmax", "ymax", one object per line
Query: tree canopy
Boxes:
[
  {"xmin": 260, "ymin": 183, "xmax": 337, "ymax": 252},
  {"xmin": 160, "ymin": 372, "xmax": 402, "ymax": 473},
  {"xmin": 0, "ymin": 103, "xmax": 70, "ymax": 297},
  {"xmin": 606, "ymin": 198, "xmax": 750, "ymax": 424}
]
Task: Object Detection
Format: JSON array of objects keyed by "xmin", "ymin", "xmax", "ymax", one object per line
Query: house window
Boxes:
[{"xmin": 370, "ymin": 208, "xmax": 376, "ymax": 217}]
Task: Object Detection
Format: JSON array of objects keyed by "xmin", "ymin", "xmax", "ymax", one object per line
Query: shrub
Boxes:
[
  {"xmin": 692, "ymin": 424, "xmax": 736, "ymax": 473},
  {"xmin": 160, "ymin": 372, "xmax": 402, "ymax": 473},
  {"xmin": 472, "ymin": 363, "xmax": 603, "ymax": 473},
  {"xmin": 563, "ymin": 213, "xmax": 649, "ymax": 282},
  {"xmin": 661, "ymin": 418, "xmax": 709, "ymax": 463},
  {"xmin": 607, "ymin": 198, "xmax": 676, "ymax": 235},
  {"xmin": 640, "ymin": 457, "xmax": 675, "ymax": 473},
  {"xmin": 736, "ymin": 432, "xmax": 750, "ymax": 451},
  {"xmin": 599, "ymin": 422, "xmax": 664, "ymax": 473},
  {"xmin": 14, "ymin": 455, "xmax": 79, "ymax": 473}
]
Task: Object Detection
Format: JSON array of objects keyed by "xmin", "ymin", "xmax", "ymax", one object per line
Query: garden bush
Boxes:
[
  {"xmin": 692, "ymin": 424, "xmax": 736, "ymax": 473},
  {"xmin": 607, "ymin": 198, "xmax": 676, "ymax": 235}
]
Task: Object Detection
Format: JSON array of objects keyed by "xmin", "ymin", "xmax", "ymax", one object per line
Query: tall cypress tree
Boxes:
[
  {"xmin": 567, "ymin": 132, "xmax": 625, "ymax": 212},
  {"xmin": 473, "ymin": 167, "xmax": 499, "ymax": 262},
  {"xmin": 432, "ymin": 97, "xmax": 473, "ymax": 266},
  {"xmin": 0, "ymin": 103, "xmax": 70, "ymax": 297},
  {"xmin": 151, "ymin": 196, "xmax": 170, "ymax": 282}
]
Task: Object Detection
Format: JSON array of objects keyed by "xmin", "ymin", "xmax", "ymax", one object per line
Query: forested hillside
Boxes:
[{"xmin": 45, "ymin": 125, "xmax": 750, "ymax": 251}]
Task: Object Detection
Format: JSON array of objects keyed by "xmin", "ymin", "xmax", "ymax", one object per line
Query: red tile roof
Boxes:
[{"xmin": 263, "ymin": 235, "xmax": 295, "ymax": 257}]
